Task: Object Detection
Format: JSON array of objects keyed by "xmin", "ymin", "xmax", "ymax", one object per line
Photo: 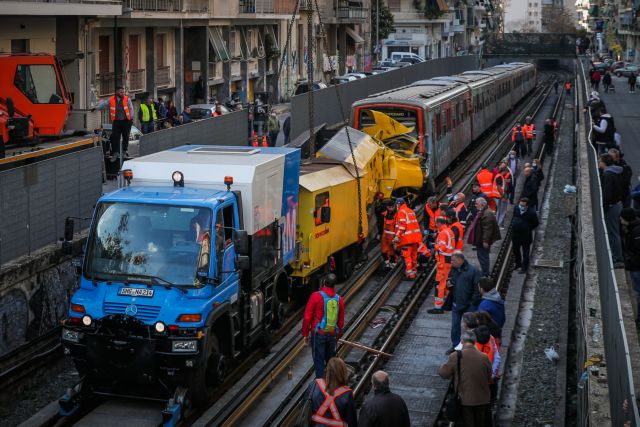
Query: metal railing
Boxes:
[
  {"xmin": 156, "ymin": 65, "xmax": 172, "ymax": 87},
  {"xmin": 336, "ymin": 6, "xmax": 367, "ymax": 20},
  {"xmin": 128, "ymin": 68, "xmax": 146, "ymax": 92},
  {"xmin": 240, "ymin": 0, "xmax": 273, "ymax": 13},
  {"xmin": 96, "ymin": 72, "xmax": 120, "ymax": 96},
  {"xmin": 578, "ymin": 58, "xmax": 640, "ymax": 426},
  {"xmin": 125, "ymin": 0, "xmax": 208, "ymax": 12}
]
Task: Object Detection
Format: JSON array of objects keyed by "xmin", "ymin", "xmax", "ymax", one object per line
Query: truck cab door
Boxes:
[{"xmin": 214, "ymin": 204, "xmax": 240, "ymax": 300}]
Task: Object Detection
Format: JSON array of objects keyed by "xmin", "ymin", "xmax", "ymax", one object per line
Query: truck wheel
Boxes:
[{"xmin": 186, "ymin": 334, "xmax": 225, "ymax": 407}]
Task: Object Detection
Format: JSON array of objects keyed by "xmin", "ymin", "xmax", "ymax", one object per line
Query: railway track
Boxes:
[
  {"xmin": 199, "ymin": 76, "xmax": 558, "ymax": 427},
  {"xmin": 16, "ymin": 75, "xmax": 558, "ymax": 427}
]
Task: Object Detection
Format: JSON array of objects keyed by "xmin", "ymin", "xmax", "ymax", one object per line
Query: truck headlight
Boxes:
[
  {"xmin": 62, "ymin": 328, "xmax": 82, "ymax": 343},
  {"xmin": 172, "ymin": 340, "xmax": 197, "ymax": 353}
]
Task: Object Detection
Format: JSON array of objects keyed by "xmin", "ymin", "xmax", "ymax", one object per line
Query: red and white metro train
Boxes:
[{"xmin": 351, "ymin": 62, "xmax": 537, "ymax": 189}]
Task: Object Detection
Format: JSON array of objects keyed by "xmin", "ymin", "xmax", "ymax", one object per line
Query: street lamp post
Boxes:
[{"xmin": 376, "ymin": 0, "xmax": 380, "ymax": 63}]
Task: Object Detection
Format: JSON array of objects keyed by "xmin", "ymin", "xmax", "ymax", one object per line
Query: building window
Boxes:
[
  {"xmin": 529, "ymin": 20, "xmax": 534, "ymax": 24},
  {"xmin": 11, "ymin": 39, "xmax": 29, "ymax": 54},
  {"xmin": 128, "ymin": 34, "xmax": 140, "ymax": 71},
  {"xmin": 534, "ymin": 11, "xmax": 538, "ymax": 15},
  {"xmin": 528, "ymin": 11, "xmax": 532, "ymax": 15},
  {"xmin": 156, "ymin": 33, "xmax": 166, "ymax": 68},
  {"xmin": 98, "ymin": 35, "xmax": 110, "ymax": 74}
]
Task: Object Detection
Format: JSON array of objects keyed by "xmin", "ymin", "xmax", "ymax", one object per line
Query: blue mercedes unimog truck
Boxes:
[{"xmin": 61, "ymin": 146, "xmax": 301, "ymax": 414}]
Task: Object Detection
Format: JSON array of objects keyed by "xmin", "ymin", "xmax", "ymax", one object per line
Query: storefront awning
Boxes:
[{"xmin": 345, "ymin": 26, "xmax": 365, "ymax": 44}]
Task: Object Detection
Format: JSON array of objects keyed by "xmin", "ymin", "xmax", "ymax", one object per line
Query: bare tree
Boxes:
[{"xmin": 544, "ymin": 7, "xmax": 577, "ymax": 33}]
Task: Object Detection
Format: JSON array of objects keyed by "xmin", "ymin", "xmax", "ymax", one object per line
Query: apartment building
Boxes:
[
  {"xmin": 504, "ymin": 0, "xmax": 542, "ymax": 31},
  {"xmin": 382, "ymin": 0, "xmax": 488, "ymax": 60},
  {"xmin": 1, "ymin": 0, "xmax": 369, "ymax": 115},
  {"xmin": 617, "ymin": 0, "xmax": 640, "ymax": 61}
]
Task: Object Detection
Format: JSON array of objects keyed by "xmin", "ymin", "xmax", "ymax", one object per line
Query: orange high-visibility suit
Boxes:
[
  {"xmin": 450, "ymin": 220, "xmax": 465, "ymax": 251},
  {"xmin": 434, "ymin": 225, "xmax": 455, "ymax": 308},
  {"xmin": 394, "ymin": 203, "xmax": 422, "ymax": 279},
  {"xmin": 381, "ymin": 211, "xmax": 398, "ymax": 264},
  {"xmin": 477, "ymin": 169, "xmax": 501, "ymax": 212}
]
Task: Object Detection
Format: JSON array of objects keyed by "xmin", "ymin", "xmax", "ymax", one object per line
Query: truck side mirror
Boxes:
[
  {"xmin": 321, "ymin": 206, "xmax": 331, "ymax": 223},
  {"xmin": 235, "ymin": 230, "xmax": 249, "ymax": 255},
  {"xmin": 64, "ymin": 217, "xmax": 75, "ymax": 242},
  {"xmin": 235, "ymin": 255, "xmax": 250, "ymax": 271}
]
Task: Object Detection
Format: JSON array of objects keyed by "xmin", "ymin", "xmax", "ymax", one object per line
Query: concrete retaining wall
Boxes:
[{"xmin": 139, "ymin": 109, "xmax": 250, "ymax": 156}]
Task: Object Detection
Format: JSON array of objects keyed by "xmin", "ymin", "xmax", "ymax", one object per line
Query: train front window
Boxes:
[
  {"xmin": 14, "ymin": 64, "xmax": 63, "ymax": 104},
  {"xmin": 85, "ymin": 202, "xmax": 213, "ymax": 286},
  {"xmin": 358, "ymin": 107, "xmax": 419, "ymax": 138}
]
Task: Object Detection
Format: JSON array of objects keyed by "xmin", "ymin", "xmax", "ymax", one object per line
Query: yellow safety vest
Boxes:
[{"xmin": 140, "ymin": 104, "xmax": 157, "ymax": 122}]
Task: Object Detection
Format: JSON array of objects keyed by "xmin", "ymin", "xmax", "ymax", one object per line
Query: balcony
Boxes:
[
  {"xmin": 208, "ymin": 61, "xmax": 224, "ymax": 82},
  {"xmin": 156, "ymin": 65, "xmax": 172, "ymax": 88},
  {"xmin": 96, "ymin": 72, "xmax": 120, "ymax": 97},
  {"xmin": 337, "ymin": 6, "xmax": 367, "ymax": 20},
  {"xmin": 127, "ymin": 69, "xmax": 146, "ymax": 93},
  {"xmin": 125, "ymin": 0, "xmax": 208, "ymax": 13},
  {"xmin": 231, "ymin": 61, "xmax": 242, "ymax": 78},
  {"xmin": 240, "ymin": 0, "xmax": 297, "ymax": 14},
  {"xmin": 0, "ymin": 0, "xmax": 122, "ymax": 16}
]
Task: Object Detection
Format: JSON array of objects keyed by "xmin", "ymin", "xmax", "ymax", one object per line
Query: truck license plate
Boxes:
[{"xmin": 118, "ymin": 288, "xmax": 154, "ymax": 297}]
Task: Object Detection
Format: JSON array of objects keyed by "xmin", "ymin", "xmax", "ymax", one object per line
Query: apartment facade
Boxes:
[
  {"xmin": 382, "ymin": 0, "xmax": 489, "ymax": 60},
  {"xmin": 0, "ymin": 0, "xmax": 370, "ymax": 114}
]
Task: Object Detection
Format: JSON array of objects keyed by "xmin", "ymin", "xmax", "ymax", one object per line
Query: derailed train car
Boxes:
[{"xmin": 351, "ymin": 62, "xmax": 537, "ymax": 191}]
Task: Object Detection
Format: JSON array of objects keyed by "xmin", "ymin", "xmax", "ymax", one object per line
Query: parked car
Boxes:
[
  {"xmin": 610, "ymin": 61, "xmax": 626, "ymax": 72},
  {"xmin": 379, "ymin": 59, "xmax": 395, "ymax": 67},
  {"xmin": 101, "ymin": 123, "xmax": 142, "ymax": 142},
  {"xmin": 615, "ymin": 65, "xmax": 639, "ymax": 77},
  {"xmin": 398, "ymin": 57, "xmax": 424, "ymax": 65},
  {"xmin": 330, "ymin": 76, "xmax": 352, "ymax": 85},
  {"xmin": 188, "ymin": 103, "xmax": 230, "ymax": 120},
  {"xmin": 389, "ymin": 52, "xmax": 425, "ymax": 63},
  {"xmin": 294, "ymin": 81, "xmax": 328, "ymax": 95},
  {"xmin": 345, "ymin": 72, "xmax": 367, "ymax": 79},
  {"xmin": 591, "ymin": 62, "xmax": 609, "ymax": 73}
]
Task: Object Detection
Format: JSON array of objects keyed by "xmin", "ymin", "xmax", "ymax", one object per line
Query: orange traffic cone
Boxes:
[
  {"xmin": 261, "ymin": 135, "xmax": 268, "ymax": 147},
  {"xmin": 252, "ymin": 131, "xmax": 258, "ymax": 147}
]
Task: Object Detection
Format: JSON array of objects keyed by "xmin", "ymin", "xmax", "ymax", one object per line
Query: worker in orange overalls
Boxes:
[
  {"xmin": 476, "ymin": 167, "xmax": 501, "ymax": 212},
  {"xmin": 423, "ymin": 196, "xmax": 442, "ymax": 246},
  {"xmin": 428, "ymin": 217, "xmax": 455, "ymax": 312},
  {"xmin": 523, "ymin": 115, "xmax": 536, "ymax": 156},
  {"xmin": 447, "ymin": 210, "xmax": 465, "ymax": 251},
  {"xmin": 393, "ymin": 198, "xmax": 422, "ymax": 280},
  {"xmin": 380, "ymin": 200, "xmax": 398, "ymax": 269}
]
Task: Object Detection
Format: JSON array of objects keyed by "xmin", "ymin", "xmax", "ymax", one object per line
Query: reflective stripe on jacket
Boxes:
[
  {"xmin": 311, "ymin": 379, "xmax": 352, "ymax": 426},
  {"xmin": 109, "ymin": 95, "xmax": 131, "ymax": 121},
  {"xmin": 435, "ymin": 226, "xmax": 455, "ymax": 257},
  {"xmin": 140, "ymin": 103, "xmax": 157, "ymax": 122},
  {"xmin": 395, "ymin": 204, "xmax": 422, "ymax": 245},
  {"xmin": 477, "ymin": 169, "xmax": 501, "ymax": 198}
]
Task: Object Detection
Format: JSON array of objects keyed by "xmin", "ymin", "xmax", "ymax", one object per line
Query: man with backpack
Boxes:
[{"xmin": 302, "ymin": 273, "xmax": 345, "ymax": 378}]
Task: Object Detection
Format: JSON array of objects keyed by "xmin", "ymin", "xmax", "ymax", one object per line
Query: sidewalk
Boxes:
[{"xmin": 594, "ymin": 76, "xmax": 640, "ymax": 176}]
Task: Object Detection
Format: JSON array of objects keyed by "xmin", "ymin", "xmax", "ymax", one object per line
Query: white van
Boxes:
[{"xmin": 389, "ymin": 52, "xmax": 425, "ymax": 63}]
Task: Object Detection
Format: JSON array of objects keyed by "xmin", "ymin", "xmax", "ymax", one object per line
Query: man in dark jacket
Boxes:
[
  {"xmin": 359, "ymin": 371, "xmax": 410, "ymax": 427},
  {"xmin": 466, "ymin": 181, "xmax": 487, "ymax": 224},
  {"xmin": 447, "ymin": 252, "xmax": 482, "ymax": 352},
  {"xmin": 621, "ymin": 208, "xmax": 640, "ymax": 326},
  {"xmin": 609, "ymin": 148, "xmax": 633, "ymax": 207},
  {"xmin": 283, "ymin": 115, "xmax": 291, "ymax": 145},
  {"xmin": 521, "ymin": 167, "xmax": 539, "ymax": 212},
  {"xmin": 512, "ymin": 197, "xmax": 539, "ymax": 273},
  {"xmin": 438, "ymin": 330, "xmax": 492, "ymax": 426},
  {"xmin": 599, "ymin": 153, "xmax": 625, "ymax": 266},
  {"xmin": 468, "ymin": 197, "xmax": 501, "ymax": 277},
  {"xmin": 477, "ymin": 277, "xmax": 505, "ymax": 331},
  {"xmin": 543, "ymin": 118, "xmax": 555, "ymax": 155},
  {"xmin": 592, "ymin": 108, "xmax": 616, "ymax": 154}
]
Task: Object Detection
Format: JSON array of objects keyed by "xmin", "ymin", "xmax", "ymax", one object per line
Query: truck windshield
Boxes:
[{"xmin": 85, "ymin": 202, "xmax": 212, "ymax": 286}]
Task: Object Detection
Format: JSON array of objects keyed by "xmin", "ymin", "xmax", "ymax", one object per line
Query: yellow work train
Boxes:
[{"xmin": 289, "ymin": 119, "xmax": 425, "ymax": 288}]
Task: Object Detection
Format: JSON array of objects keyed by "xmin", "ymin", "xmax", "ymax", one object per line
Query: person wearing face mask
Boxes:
[
  {"xmin": 532, "ymin": 158, "xmax": 544, "ymax": 187},
  {"xmin": 511, "ymin": 197, "xmax": 539, "ymax": 274},
  {"xmin": 507, "ymin": 151, "xmax": 519, "ymax": 204}
]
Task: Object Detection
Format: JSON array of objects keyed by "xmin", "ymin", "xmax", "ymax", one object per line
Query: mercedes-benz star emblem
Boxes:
[{"xmin": 125, "ymin": 304, "xmax": 138, "ymax": 316}]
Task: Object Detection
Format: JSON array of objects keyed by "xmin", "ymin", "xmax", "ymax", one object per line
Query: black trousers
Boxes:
[
  {"xmin": 512, "ymin": 237, "xmax": 532, "ymax": 270},
  {"xmin": 110, "ymin": 119, "xmax": 132, "ymax": 153},
  {"xmin": 461, "ymin": 404, "xmax": 491, "ymax": 427}
]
